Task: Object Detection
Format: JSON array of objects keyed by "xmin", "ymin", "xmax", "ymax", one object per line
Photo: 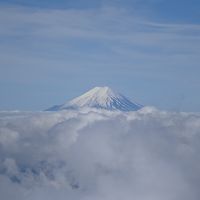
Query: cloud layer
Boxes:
[{"xmin": 0, "ymin": 108, "xmax": 200, "ymax": 199}]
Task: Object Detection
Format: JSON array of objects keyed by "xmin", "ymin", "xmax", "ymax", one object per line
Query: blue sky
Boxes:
[{"xmin": 0, "ymin": 0, "xmax": 200, "ymax": 111}]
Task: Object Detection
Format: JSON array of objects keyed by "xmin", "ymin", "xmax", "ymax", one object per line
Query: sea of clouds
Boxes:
[{"xmin": 0, "ymin": 107, "xmax": 200, "ymax": 200}]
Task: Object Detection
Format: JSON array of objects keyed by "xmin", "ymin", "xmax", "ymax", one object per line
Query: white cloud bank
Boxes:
[{"xmin": 0, "ymin": 107, "xmax": 200, "ymax": 200}]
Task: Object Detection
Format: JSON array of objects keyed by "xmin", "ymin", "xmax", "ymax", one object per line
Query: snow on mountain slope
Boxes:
[{"xmin": 46, "ymin": 86, "xmax": 143, "ymax": 111}]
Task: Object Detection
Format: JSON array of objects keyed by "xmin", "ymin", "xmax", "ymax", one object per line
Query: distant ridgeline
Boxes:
[{"xmin": 46, "ymin": 87, "xmax": 143, "ymax": 112}]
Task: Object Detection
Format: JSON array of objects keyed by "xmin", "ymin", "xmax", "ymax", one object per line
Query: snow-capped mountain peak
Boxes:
[
  {"xmin": 46, "ymin": 86, "xmax": 143, "ymax": 111},
  {"xmin": 69, "ymin": 86, "xmax": 121, "ymax": 107}
]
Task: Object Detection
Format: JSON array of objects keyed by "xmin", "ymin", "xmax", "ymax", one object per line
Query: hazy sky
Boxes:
[{"xmin": 0, "ymin": 0, "xmax": 200, "ymax": 111}]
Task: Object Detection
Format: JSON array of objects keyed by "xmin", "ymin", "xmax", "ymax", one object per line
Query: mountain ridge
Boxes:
[{"xmin": 46, "ymin": 86, "xmax": 143, "ymax": 112}]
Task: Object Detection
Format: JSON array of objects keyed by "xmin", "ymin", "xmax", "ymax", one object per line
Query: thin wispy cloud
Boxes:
[
  {"xmin": 1, "ymin": 5, "xmax": 200, "ymax": 70},
  {"xmin": 1, "ymin": 6, "xmax": 200, "ymax": 48}
]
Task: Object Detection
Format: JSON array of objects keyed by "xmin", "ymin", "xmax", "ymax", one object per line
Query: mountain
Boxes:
[{"xmin": 46, "ymin": 86, "xmax": 143, "ymax": 112}]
